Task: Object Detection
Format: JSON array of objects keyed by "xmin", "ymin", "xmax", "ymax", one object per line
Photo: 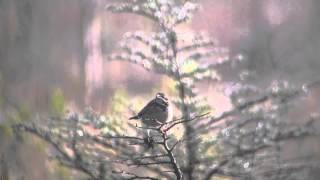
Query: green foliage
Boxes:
[
  {"xmin": 100, "ymin": 90, "xmax": 129, "ymax": 135},
  {"xmin": 110, "ymin": 90, "xmax": 129, "ymax": 114},
  {"xmin": 17, "ymin": 104, "xmax": 31, "ymax": 121},
  {"xmin": 182, "ymin": 60, "xmax": 199, "ymax": 74},
  {"xmin": 50, "ymin": 88, "xmax": 65, "ymax": 118},
  {"xmin": 198, "ymin": 137, "xmax": 218, "ymax": 160},
  {"xmin": 106, "ymin": 1, "xmax": 219, "ymax": 178},
  {"xmin": 81, "ymin": 90, "xmax": 131, "ymax": 136},
  {"xmin": 0, "ymin": 123, "xmax": 13, "ymax": 138},
  {"xmin": 0, "ymin": 104, "xmax": 32, "ymax": 138},
  {"xmin": 54, "ymin": 163, "xmax": 72, "ymax": 180},
  {"xmin": 33, "ymin": 139, "xmax": 47, "ymax": 153}
]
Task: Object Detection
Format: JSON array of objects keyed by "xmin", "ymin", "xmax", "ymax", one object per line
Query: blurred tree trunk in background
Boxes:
[
  {"xmin": 0, "ymin": 0, "xmax": 93, "ymax": 113},
  {"xmin": 0, "ymin": 156, "xmax": 9, "ymax": 180},
  {"xmin": 246, "ymin": 0, "xmax": 275, "ymax": 79},
  {"xmin": 0, "ymin": 0, "xmax": 94, "ymax": 179}
]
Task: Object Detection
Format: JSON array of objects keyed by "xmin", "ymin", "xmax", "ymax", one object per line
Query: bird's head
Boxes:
[{"xmin": 155, "ymin": 92, "xmax": 168, "ymax": 106}]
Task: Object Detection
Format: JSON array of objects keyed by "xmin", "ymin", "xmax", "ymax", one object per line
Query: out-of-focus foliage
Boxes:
[
  {"xmin": 181, "ymin": 59, "xmax": 199, "ymax": 74},
  {"xmin": 100, "ymin": 90, "xmax": 128, "ymax": 135},
  {"xmin": 0, "ymin": 0, "xmax": 92, "ymax": 179},
  {"xmin": 106, "ymin": 2, "xmax": 226, "ymax": 178},
  {"xmin": 0, "ymin": 123, "xmax": 13, "ymax": 138},
  {"xmin": 75, "ymin": 90, "xmax": 129, "ymax": 137},
  {"xmin": 54, "ymin": 163, "xmax": 72, "ymax": 180},
  {"xmin": 50, "ymin": 88, "xmax": 65, "ymax": 118},
  {"xmin": 16, "ymin": 104, "xmax": 32, "ymax": 121},
  {"xmin": 9, "ymin": 0, "xmax": 320, "ymax": 180}
]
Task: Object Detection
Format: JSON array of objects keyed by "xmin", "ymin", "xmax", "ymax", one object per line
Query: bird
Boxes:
[{"xmin": 129, "ymin": 92, "xmax": 169, "ymax": 127}]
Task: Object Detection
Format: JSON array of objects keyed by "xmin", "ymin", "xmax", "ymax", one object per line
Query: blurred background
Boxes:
[{"xmin": 1, "ymin": 0, "xmax": 320, "ymax": 179}]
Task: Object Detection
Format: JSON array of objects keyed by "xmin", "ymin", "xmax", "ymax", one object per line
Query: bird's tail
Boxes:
[{"xmin": 129, "ymin": 115, "xmax": 139, "ymax": 120}]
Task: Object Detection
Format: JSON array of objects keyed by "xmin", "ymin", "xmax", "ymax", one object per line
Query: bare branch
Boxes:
[{"xmin": 112, "ymin": 170, "xmax": 159, "ymax": 180}]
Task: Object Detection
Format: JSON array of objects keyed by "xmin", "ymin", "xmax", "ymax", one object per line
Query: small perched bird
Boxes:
[{"xmin": 129, "ymin": 93, "xmax": 169, "ymax": 127}]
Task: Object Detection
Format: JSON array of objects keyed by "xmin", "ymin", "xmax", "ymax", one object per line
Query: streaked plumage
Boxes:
[{"xmin": 129, "ymin": 93, "xmax": 169, "ymax": 127}]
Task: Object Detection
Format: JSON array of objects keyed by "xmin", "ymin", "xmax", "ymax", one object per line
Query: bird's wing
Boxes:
[{"xmin": 137, "ymin": 99, "xmax": 156, "ymax": 117}]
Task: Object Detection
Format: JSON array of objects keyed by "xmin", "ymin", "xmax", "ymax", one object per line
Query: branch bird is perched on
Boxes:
[{"xmin": 129, "ymin": 93, "xmax": 169, "ymax": 127}]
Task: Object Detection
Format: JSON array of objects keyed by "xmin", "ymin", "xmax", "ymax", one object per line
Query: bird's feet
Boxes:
[{"xmin": 143, "ymin": 135, "xmax": 154, "ymax": 149}]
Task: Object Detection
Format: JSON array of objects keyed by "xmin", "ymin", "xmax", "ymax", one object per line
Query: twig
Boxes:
[
  {"xmin": 203, "ymin": 118, "xmax": 319, "ymax": 180},
  {"xmin": 12, "ymin": 123, "xmax": 97, "ymax": 179},
  {"xmin": 112, "ymin": 170, "xmax": 159, "ymax": 180},
  {"xmin": 197, "ymin": 79, "xmax": 320, "ymax": 135},
  {"xmin": 161, "ymin": 131, "xmax": 183, "ymax": 180}
]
